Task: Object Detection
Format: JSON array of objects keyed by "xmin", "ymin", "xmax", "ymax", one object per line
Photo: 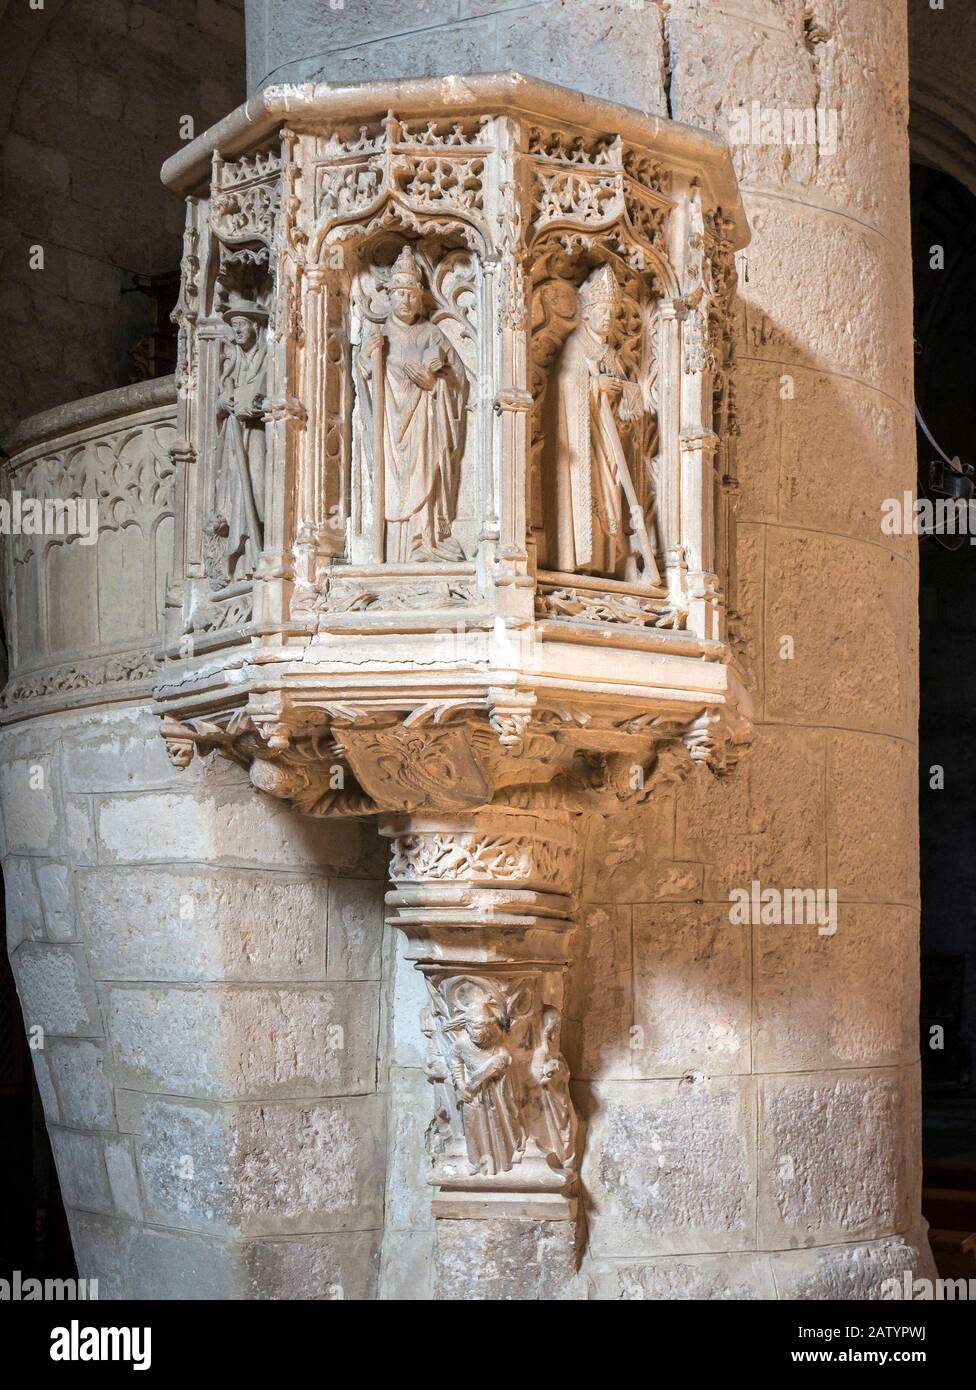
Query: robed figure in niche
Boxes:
[
  {"xmin": 546, "ymin": 264, "xmax": 659, "ymax": 583},
  {"xmin": 358, "ymin": 247, "xmax": 467, "ymax": 562},
  {"xmin": 214, "ymin": 302, "xmax": 268, "ymax": 580},
  {"xmin": 442, "ymin": 982, "xmax": 526, "ymax": 1177}
]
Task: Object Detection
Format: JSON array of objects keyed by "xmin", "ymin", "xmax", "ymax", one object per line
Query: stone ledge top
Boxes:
[
  {"xmin": 159, "ymin": 69, "xmax": 749, "ymax": 250},
  {"xmin": 2, "ymin": 376, "xmax": 178, "ymax": 462}
]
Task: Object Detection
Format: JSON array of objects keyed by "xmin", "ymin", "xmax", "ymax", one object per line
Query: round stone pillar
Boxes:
[
  {"xmin": 244, "ymin": 0, "xmax": 668, "ymax": 111},
  {"xmin": 575, "ymin": 0, "xmax": 928, "ymax": 1301},
  {"xmin": 235, "ymin": 0, "xmax": 932, "ymax": 1298}
]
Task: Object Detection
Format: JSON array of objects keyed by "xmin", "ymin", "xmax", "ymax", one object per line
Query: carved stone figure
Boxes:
[
  {"xmin": 215, "ymin": 304, "xmax": 268, "ymax": 578},
  {"xmin": 442, "ymin": 979, "xmax": 526, "ymax": 1176},
  {"xmin": 357, "ymin": 247, "xmax": 467, "ymax": 562},
  {"xmin": 524, "ymin": 1005, "xmax": 577, "ymax": 1173},
  {"xmin": 546, "ymin": 264, "xmax": 658, "ymax": 582},
  {"xmin": 421, "ymin": 1004, "xmax": 460, "ymax": 1157}
]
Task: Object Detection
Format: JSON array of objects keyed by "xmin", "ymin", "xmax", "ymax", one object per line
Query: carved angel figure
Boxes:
[
  {"xmin": 546, "ymin": 264, "xmax": 658, "ymax": 582},
  {"xmin": 214, "ymin": 303, "xmax": 268, "ymax": 579},
  {"xmin": 524, "ymin": 1005, "xmax": 577, "ymax": 1173},
  {"xmin": 357, "ymin": 247, "xmax": 468, "ymax": 562},
  {"xmin": 443, "ymin": 981, "xmax": 526, "ymax": 1176}
]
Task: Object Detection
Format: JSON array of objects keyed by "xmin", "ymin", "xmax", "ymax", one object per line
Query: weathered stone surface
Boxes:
[
  {"xmin": 757, "ymin": 1068, "xmax": 920, "ymax": 1248},
  {"xmin": 249, "ymin": 0, "xmax": 666, "ymax": 114},
  {"xmin": 763, "ymin": 529, "xmax": 914, "ymax": 738},
  {"xmin": 49, "ymin": 1039, "xmax": 116, "ymax": 1130},
  {"xmin": 130, "ymin": 1093, "xmax": 386, "ymax": 1236},
  {"xmin": 770, "ymin": 1226, "xmax": 938, "ymax": 1300},
  {"xmin": 244, "ymin": 1232, "xmax": 380, "ymax": 1300},
  {"xmin": 67, "ymin": 1211, "xmax": 241, "ymax": 1300},
  {"xmin": 384, "ymin": 1067, "xmax": 434, "ymax": 1231},
  {"xmin": 777, "ymin": 374, "xmax": 915, "ymax": 558},
  {"xmin": 579, "ymin": 794, "xmax": 680, "ymax": 904},
  {"xmin": 564, "ymin": 905, "xmax": 633, "ymax": 1083},
  {"xmin": 36, "ymin": 862, "xmax": 75, "ymax": 940},
  {"xmin": 494, "ymin": 2, "xmax": 666, "ymax": 113},
  {"xmin": 50, "ymin": 1128, "xmax": 113, "ymax": 1215},
  {"xmin": 31, "ymin": 1051, "xmax": 61, "ymax": 1124},
  {"xmin": 739, "ymin": 200, "xmax": 912, "ymax": 403},
  {"xmin": 69, "ymin": 1212, "xmax": 381, "ymax": 1301},
  {"xmin": 81, "ymin": 866, "xmax": 329, "ymax": 982},
  {"xmin": 104, "ymin": 1138, "xmax": 144, "ymax": 1221},
  {"xmin": 581, "ymin": 1078, "xmax": 756, "ymax": 1256},
  {"xmin": 106, "ymin": 983, "xmax": 380, "ymax": 1098},
  {"xmin": 755, "ymin": 905, "xmax": 918, "ymax": 1071},
  {"xmin": 631, "ymin": 904, "xmax": 751, "ymax": 1078},
  {"xmin": 826, "ymin": 731, "xmax": 919, "ymax": 904},
  {"xmin": 94, "ymin": 789, "xmax": 362, "ymax": 869},
  {"xmin": 328, "ymin": 877, "xmax": 385, "ymax": 980},
  {"xmin": 675, "ymin": 726, "xmax": 827, "ymax": 897},
  {"xmin": 588, "ymin": 1253, "xmax": 777, "ymax": 1300},
  {"xmin": 378, "ymin": 1227, "xmax": 434, "ymax": 1302},
  {"xmin": 670, "ymin": 0, "xmax": 909, "ymax": 232},
  {"xmin": 64, "ymin": 795, "xmax": 97, "ymax": 865},
  {"xmin": 733, "ymin": 359, "xmax": 783, "ymax": 529},
  {"xmin": 434, "ymin": 1218, "xmax": 582, "ymax": 1301},
  {"xmin": 63, "ymin": 707, "xmax": 247, "ymax": 794},
  {"xmin": 13, "ymin": 944, "xmax": 102, "ymax": 1037},
  {"xmin": 0, "ymin": 756, "xmax": 59, "ymax": 852},
  {"xmin": 4, "ymin": 856, "xmax": 44, "ymax": 948},
  {"xmin": 384, "ymin": 929, "xmax": 430, "ymax": 1071}
]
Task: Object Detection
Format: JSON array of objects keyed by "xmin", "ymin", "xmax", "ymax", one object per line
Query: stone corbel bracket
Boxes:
[{"xmin": 155, "ymin": 72, "xmax": 751, "ymax": 1224}]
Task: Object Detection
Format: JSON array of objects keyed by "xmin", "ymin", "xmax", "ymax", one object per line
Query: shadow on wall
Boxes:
[{"xmin": 554, "ymin": 294, "xmax": 922, "ymax": 1281}]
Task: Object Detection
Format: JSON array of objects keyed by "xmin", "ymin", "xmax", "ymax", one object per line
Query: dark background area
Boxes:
[{"xmin": 912, "ymin": 161, "xmax": 976, "ymax": 1271}]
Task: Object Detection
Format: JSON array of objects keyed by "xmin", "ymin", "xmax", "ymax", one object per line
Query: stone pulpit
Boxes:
[{"xmin": 155, "ymin": 73, "xmax": 752, "ymax": 1228}]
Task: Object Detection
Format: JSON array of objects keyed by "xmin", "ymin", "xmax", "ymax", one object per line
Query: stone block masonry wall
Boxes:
[
  {"xmin": 2, "ymin": 703, "xmax": 388, "ymax": 1298},
  {"xmin": 0, "ymin": 0, "xmax": 245, "ymax": 430},
  {"xmin": 567, "ymin": 0, "xmax": 931, "ymax": 1299}
]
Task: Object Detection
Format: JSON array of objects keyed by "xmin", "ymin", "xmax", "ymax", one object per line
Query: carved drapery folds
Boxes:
[{"xmin": 155, "ymin": 75, "xmax": 751, "ymax": 1222}]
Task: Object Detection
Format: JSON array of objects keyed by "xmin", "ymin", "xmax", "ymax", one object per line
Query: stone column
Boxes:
[
  {"xmin": 243, "ymin": 0, "xmax": 670, "ymax": 111},
  {"xmin": 232, "ymin": 0, "xmax": 931, "ymax": 1300}
]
